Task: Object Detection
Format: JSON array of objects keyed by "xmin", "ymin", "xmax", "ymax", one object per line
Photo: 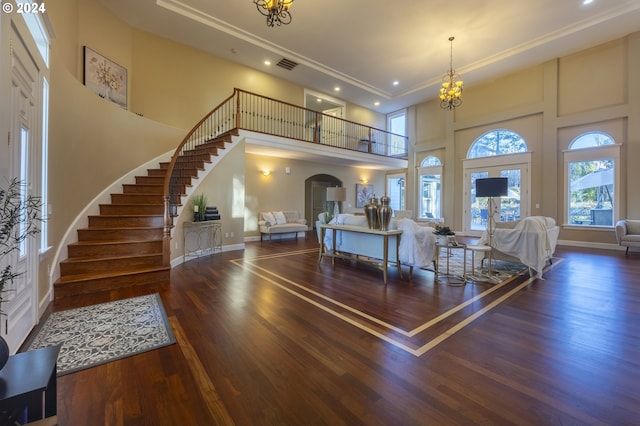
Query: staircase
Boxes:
[{"xmin": 54, "ymin": 133, "xmax": 235, "ymax": 298}]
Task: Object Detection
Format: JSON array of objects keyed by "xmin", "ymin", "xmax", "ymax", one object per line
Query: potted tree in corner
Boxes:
[{"xmin": 0, "ymin": 178, "xmax": 42, "ymax": 369}]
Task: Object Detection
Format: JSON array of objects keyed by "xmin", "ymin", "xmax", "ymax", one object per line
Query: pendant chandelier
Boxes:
[
  {"xmin": 254, "ymin": 0, "xmax": 294, "ymax": 27},
  {"xmin": 439, "ymin": 36, "xmax": 464, "ymax": 110}
]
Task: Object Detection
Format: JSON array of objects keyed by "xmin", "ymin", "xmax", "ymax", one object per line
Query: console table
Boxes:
[
  {"xmin": 0, "ymin": 344, "xmax": 61, "ymax": 424},
  {"xmin": 318, "ymin": 224, "xmax": 402, "ymax": 284},
  {"xmin": 183, "ymin": 221, "xmax": 222, "ymax": 261}
]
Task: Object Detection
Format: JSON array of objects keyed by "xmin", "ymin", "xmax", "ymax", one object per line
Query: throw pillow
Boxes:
[
  {"xmin": 273, "ymin": 211, "xmax": 287, "ymax": 225},
  {"xmin": 262, "ymin": 212, "xmax": 276, "ymax": 225}
]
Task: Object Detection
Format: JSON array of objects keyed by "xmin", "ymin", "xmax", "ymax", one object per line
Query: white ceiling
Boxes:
[{"xmin": 99, "ymin": 0, "xmax": 640, "ymax": 114}]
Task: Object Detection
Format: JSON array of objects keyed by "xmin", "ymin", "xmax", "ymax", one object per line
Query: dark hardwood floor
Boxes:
[{"xmin": 39, "ymin": 233, "xmax": 640, "ymax": 425}]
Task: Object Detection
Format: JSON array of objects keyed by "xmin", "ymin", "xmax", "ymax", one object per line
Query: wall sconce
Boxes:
[
  {"xmin": 360, "ymin": 178, "xmax": 369, "ymax": 184},
  {"xmin": 261, "ymin": 170, "xmax": 271, "ymax": 176}
]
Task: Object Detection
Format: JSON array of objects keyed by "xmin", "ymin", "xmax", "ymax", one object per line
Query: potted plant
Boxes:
[
  {"xmin": 0, "ymin": 178, "xmax": 42, "ymax": 368},
  {"xmin": 433, "ymin": 224, "xmax": 455, "ymax": 245},
  {"xmin": 191, "ymin": 194, "xmax": 207, "ymax": 221}
]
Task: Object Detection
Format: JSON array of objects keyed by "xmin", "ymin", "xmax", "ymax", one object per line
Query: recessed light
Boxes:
[
  {"xmin": 264, "ymin": 60, "xmax": 271, "ymax": 66},
  {"xmin": 334, "ymin": 86, "xmax": 341, "ymax": 92},
  {"xmin": 374, "ymin": 101, "xmax": 380, "ymax": 106},
  {"xmin": 393, "ymin": 81, "xmax": 399, "ymax": 86},
  {"xmin": 582, "ymin": 0, "xmax": 594, "ymax": 4}
]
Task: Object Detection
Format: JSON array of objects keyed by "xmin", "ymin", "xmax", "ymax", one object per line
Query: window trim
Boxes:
[{"xmin": 563, "ymin": 143, "xmax": 620, "ymax": 228}]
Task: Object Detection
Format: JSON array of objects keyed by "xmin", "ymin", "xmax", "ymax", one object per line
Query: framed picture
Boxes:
[
  {"xmin": 356, "ymin": 184, "xmax": 374, "ymax": 208},
  {"xmin": 83, "ymin": 46, "xmax": 127, "ymax": 109}
]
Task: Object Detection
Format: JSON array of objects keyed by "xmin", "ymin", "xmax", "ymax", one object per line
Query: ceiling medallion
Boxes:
[
  {"xmin": 254, "ymin": 0, "xmax": 294, "ymax": 27},
  {"xmin": 439, "ymin": 36, "xmax": 464, "ymax": 110}
]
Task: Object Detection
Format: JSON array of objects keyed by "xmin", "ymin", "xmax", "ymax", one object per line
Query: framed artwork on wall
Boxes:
[
  {"xmin": 83, "ymin": 46, "xmax": 128, "ymax": 109},
  {"xmin": 356, "ymin": 184, "xmax": 374, "ymax": 208}
]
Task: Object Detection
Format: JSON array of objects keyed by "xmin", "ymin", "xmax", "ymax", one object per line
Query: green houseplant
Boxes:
[
  {"xmin": 0, "ymin": 178, "xmax": 42, "ymax": 368},
  {"xmin": 433, "ymin": 224, "xmax": 455, "ymax": 236},
  {"xmin": 433, "ymin": 224, "xmax": 455, "ymax": 245},
  {"xmin": 191, "ymin": 193, "xmax": 207, "ymax": 221}
]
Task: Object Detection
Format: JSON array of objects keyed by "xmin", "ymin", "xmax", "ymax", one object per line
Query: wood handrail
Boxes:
[{"xmin": 162, "ymin": 88, "xmax": 409, "ymax": 266}]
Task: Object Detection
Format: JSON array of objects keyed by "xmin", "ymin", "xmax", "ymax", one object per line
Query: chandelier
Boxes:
[
  {"xmin": 254, "ymin": 0, "xmax": 294, "ymax": 27},
  {"xmin": 439, "ymin": 36, "xmax": 464, "ymax": 110}
]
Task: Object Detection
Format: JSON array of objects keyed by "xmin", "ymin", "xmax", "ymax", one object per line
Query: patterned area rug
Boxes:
[
  {"xmin": 428, "ymin": 246, "xmax": 529, "ymax": 284},
  {"xmin": 25, "ymin": 294, "xmax": 176, "ymax": 376}
]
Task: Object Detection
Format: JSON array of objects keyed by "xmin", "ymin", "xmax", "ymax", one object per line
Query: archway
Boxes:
[{"xmin": 305, "ymin": 174, "xmax": 342, "ymax": 230}]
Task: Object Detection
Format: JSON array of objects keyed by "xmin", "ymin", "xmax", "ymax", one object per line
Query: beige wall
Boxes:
[
  {"xmin": 413, "ymin": 33, "xmax": 640, "ymax": 246},
  {"xmin": 244, "ymin": 153, "xmax": 385, "ymax": 238}
]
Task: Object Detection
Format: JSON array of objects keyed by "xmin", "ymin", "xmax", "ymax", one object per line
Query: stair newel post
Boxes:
[{"xmin": 162, "ymin": 194, "xmax": 172, "ymax": 267}]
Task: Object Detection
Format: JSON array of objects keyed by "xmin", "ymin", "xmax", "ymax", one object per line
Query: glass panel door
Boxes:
[{"xmin": 465, "ymin": 163, "xmax": 527, "ymax": 235}]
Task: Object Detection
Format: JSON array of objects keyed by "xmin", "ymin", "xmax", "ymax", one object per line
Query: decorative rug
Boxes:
[
  {"xmin": 429, "ymin": 247, "xmax": 529, "ymax": 283},
  {"xmin": 25, "ymin": 294, "xmax": 176, "ymax": 376}
]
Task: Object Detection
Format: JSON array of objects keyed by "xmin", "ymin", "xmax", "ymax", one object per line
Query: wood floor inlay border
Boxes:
[{"xmin": 231, "ymin": 250, "xmax": 562, "ymax": 357}]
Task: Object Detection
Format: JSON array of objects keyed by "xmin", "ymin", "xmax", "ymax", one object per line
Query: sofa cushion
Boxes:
[
  {"xmin": 262, "ymin": 212, "xmax": 276, "ymax": 225},
  {"xmin": 626, "ymin": 220, "xmax": 640, "ymax": 234},
  {"xmin": 273, "ymin": 211, "xmax": 287, "ymax": 225}
]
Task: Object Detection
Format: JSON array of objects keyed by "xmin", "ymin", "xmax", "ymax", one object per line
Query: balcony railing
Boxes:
[
  {"xmin": 234, "ymin": 89, "xmax": 408, "ymax": 158},
  {"xmin": 162, "ymin": 88, "xmax": 408, "ymax": 264}
]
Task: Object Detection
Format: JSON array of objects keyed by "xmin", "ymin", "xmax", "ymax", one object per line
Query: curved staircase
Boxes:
[{"xmin": 53, "ymin": 132, "xmax": 235, "ymax": 298}]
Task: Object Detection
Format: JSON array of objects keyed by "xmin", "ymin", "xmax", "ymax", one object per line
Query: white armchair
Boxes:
[{"xmin": 615, "ymin": 220, "xmax": 640, "ymax": 255}]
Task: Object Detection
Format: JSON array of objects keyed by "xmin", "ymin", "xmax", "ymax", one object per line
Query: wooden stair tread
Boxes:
[
  {"xmin": 61, "ymin": 252, "xmax": 162, "ymax": 263},
  {"xmin": 55, "ymin": 130, "xmax": 236, "ymax": 298},
  {"xmin": 55, "ymin": 266, "xmax": 170, "ymax": 284}
]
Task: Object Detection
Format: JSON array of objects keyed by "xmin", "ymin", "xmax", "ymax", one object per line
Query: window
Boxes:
[
  {"xmin": 468, "ymin": 129, "xmax": 527, "ymax": 159},
  {"xmin": 565, "ymin": 132, "xmax": 618, "ymax": 227},
  {"xmin": 418, "ymin": 156, "xmax": 442, "ymax": 219},
  {"xmin": 386, "ymin": 173, "xmax": 406, "ymax": 211},
  {"xmin": 41, "ymin": 77, "xmax": 49, "ymax": 251},
  {"xmin": 464, "ymin": 129, "xmax": 529, "ymax": 234},
  {"xmin": 387, "ymin": 110, "xmax": 406, "ymax": 156}
]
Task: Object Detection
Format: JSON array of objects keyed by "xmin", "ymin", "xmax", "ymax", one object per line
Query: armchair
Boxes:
[{"xmin": 615, "ymin": 220, "xmax": 640, "ymax": 255}]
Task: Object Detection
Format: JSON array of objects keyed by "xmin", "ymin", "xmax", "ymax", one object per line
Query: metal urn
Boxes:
[
  {"xmin": 378, "ymin": 195, "xmax": 393, "ymax": 231},
  {"xmin": 364, "ymin": 196, "xmax": 380, "ymax": 229}
]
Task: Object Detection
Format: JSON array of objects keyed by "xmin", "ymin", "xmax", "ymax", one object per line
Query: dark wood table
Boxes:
[{"xmin": 0, "ymin": 344, "xmax": 61, "ymax": 425}]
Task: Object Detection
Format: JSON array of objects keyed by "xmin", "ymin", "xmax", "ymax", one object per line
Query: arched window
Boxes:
[
  {"xmin": 463, "ymin": 129, "xmax": 530, "ymax": 234},
  {"xmin": 418, "ymin": 156, "xmax": 442, "ymax": 219},
  {"xmin": 468, "ymin": 129, "xmax": 527, "ymax": 158},
  {"xmin": 565, "ymin": 131, "xmax": 618, "ymax": 227}
]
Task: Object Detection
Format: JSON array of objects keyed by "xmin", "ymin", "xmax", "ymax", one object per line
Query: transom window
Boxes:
[
  {"xmin": 468, "ymin": 129, "xmax": 527, "ymax": 158},
  {"xmin": 565, "ymin": 131, "xmax": 618, "ymax": 227}
]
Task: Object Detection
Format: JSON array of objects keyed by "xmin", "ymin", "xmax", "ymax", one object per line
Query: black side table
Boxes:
[{"xmin": 0, "ymin": 344, "xmax": 61, "ymax": 425}]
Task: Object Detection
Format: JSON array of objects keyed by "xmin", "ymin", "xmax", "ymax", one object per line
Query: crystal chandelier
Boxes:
[
  {"xmin": 254, "ymin": 0, "xmax": 294, "ymax": 27},
  {"xmin": 439, "ymin": 36, "xmax": 464, "ymax": 110}
]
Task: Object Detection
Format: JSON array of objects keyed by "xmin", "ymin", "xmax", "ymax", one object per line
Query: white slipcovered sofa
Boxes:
[
  {"xmin": 259, "ymin": 211, "xmax": 308, "ymax": 241},
  {"xmin": 478, "ymin": 216, "xmax": 560, "ymax": 278},
  {"xmin": 615, "ymin": 219, "xmax": 640, "ymax": 255},
  {"xmin": 317, "ymin": 213, "xmax": 438, "ymax": 272}
]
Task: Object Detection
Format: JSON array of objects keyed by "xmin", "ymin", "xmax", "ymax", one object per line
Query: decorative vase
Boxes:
[
  {"xmin": 364, "ymin": 196, "xmax": 380, "ymax": 229},
  {"xmin": 378, "ymin": 195, "xmax": 393, "ymax": 231},
  {"xmin": 0, "ymin": 336, "xmax": 8, "ymax": 371}
]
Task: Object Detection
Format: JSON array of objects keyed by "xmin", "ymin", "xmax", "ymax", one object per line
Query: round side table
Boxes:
[{"xmin": 465, "ymin": 245, "xmax": 492, "ymax": 283}]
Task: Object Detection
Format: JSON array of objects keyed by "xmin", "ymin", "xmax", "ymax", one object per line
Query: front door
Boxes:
[
  {"xmin": 4, "ymin": 23, "xmax": 40, "ymax": 352},
  {"xmin": 463, "ymin": 154, "xmax": 530, "ymax": 236}
]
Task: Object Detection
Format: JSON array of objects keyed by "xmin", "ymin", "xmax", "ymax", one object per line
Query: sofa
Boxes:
[
  {"xmin": 615, "ymin": 219, "xmax": 640, "ymax": 255},
  {"xmin": 478, "ymin": 216, "xmax": 560, "ymax": 278},
  {"xmin": 259, "ymin": 211, "xmax": 308, "ymax": 241},
  {"xmin": 317, "ymin": 213, "xmax": 438, "ymax": 272}
]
